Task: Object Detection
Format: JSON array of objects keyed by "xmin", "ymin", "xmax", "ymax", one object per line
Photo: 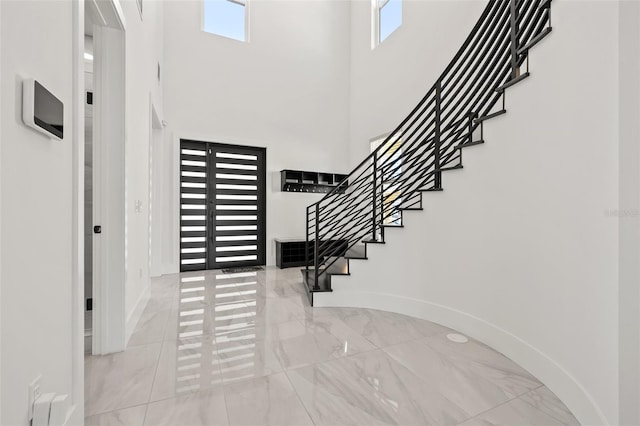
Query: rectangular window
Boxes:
[
  {"xmin": 203, "ymin": 0, "xmax": 248, "ymax": 42},
  {"xmin": 373, "ymin": 0, "xmax": 402, "ymax": 48}
]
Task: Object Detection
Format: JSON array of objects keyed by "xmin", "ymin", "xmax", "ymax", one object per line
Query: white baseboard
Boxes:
[
  {"xmin": 162, "ymin": 262, "xmax": 179, "ymax": 276},
  {"xmin": 124, "ymin": 285, "xmax": 150, "ymax": 346},
  {"xmin": 313, "ymin": 290, "xmax": 609, "ymax": 426}
]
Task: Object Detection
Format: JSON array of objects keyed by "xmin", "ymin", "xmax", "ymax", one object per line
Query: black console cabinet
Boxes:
[
  {"xmin": 275, "ymin": 238, "xmax": 348, "ymax": 269},
  {"xmin": 275, "ymin": 239, "xmax": 307, "ymax": 269},
  {"xmin": 280, "ymin": 169, "xmax": 348, "ymax": 193}
]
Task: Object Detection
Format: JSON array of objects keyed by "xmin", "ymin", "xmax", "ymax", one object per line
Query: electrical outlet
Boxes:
[{"xmin": 28, "ymin": 375, "xmax": 42, "ymax": 420}]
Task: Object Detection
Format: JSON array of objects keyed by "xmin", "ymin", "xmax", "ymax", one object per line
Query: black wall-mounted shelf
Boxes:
[{"xmin": 280, "ymin": 169, "xmax": 348, "ymax": 193}]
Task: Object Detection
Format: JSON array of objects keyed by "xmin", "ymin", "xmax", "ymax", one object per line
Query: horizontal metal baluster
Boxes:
[
  {"xmin": 441, "ymin": 24, "xmax": 512, "ymax": 120},
  {"xmin": 441, "ymin": 4, "xmax": 511, "ymax": 99},
  {"xmin": 440, "ymin": 37, "xmax": 512, "ymax": 125},
  {"xmin": 441, "ymin": 0, "xmax": 508, "ymax": 88}
]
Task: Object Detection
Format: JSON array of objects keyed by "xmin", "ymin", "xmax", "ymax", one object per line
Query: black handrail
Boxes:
[{"xmin": 305, "ymin": 0, "xmax": 552, "ymax": 285}]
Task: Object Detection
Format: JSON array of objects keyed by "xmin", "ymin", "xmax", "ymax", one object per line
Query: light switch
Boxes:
[
  {"xmin": 33, "ymin": 392, "xmax": 55, "ymax": 426},
  {"xmin": 49, "ymin": 394, "xmax": 69, "ymax": 426}
]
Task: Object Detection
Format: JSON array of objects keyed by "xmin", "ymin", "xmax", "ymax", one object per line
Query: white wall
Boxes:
[
  {"xmin": 0, "ymin": 1, "xmax": 78, "ymax": 424},
  {"xmin": 317, "ymin": 1, "xmax": 622, "ymax": 425},
  {"xmin": 121, "ymin": 0, "xmax": 165, "ymax": 334},
  {"xmin": 0, "ymin": 1, "xmax": 4, "ymax": 422},
  {"xmin": 618, "ymin": 1, "xmax": 640, "ymax": 424},
  {"xmin": 162, "ymin": 0, "xmax": 352, "ymax": 269}
]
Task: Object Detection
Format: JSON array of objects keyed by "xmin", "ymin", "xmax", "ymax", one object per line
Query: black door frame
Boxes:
[{"xmin": 179, "ymin": 139, "xmax": 266, "ymax": 271}]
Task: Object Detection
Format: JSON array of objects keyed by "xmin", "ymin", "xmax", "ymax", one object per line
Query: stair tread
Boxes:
[
  {"xmin": 475, "ymin": 109, "xmax": 507, "ymax": 123},
  {"xmin": 437, "ymin": 164, "xmax": 463, "ymax": 172},
  {"xmin": 457, "ymin": 139, "xmax": 485, "ymax": 149},
  {"xmin": 420, "ymin": 188, "xmax": 444, "ymax": 192},
  {"xmin": 517, "ymin": 27, "xmax": 553, "ymax": 55},
  {"xmin": 362, "ymin": 238, "xmax": 385, "ymax": 244},
  {"xmin": 495, "ymin": 72, "xmax": 531, "ymax": 92},
  {"xmin": 317, "ymin": 257, "xmax": 350, "ymax": 275},
  {"xmin": 344, "ymin": 245, "xmax": 367, "ymax": 259}
]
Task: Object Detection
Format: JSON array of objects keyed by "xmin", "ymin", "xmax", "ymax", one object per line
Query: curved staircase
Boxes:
[{"xmin": 302, "ymin": 0, "xmax": 556, "ymax": 305}]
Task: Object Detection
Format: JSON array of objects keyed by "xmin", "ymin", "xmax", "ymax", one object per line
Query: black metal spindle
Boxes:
[
  {"xmin": 305, "ymin": 206, "xmax": 310, "ymax": 272},
  {"xmin": 510, "ymin": 0, "xmax": 519, "ymax": 78},
  {"xmin": 372, "ymin": 152, "xmax": 378, "ymax": 241},
  {"xmin": 313, "ymin": 204, "xmax": 320, "ymax": 290},
  {"xmin": 434, "ymin": 80, "xmax": 442, "ymax": 189}
]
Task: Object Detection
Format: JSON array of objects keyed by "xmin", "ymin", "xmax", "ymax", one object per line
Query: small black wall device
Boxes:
[{"xmin": 23, "ymin": 78, "xmax": 64, "ymax": 140}]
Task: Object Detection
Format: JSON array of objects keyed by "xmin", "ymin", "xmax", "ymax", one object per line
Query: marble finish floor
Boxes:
[{"xmin": 85, "ymin": 267, "xmax": 579, "ymax": 426}]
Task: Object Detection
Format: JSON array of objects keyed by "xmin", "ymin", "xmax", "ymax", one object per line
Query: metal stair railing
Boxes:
[{"xmin": 305, "ymin": 0, "xmax": 553, "ymax": 289}]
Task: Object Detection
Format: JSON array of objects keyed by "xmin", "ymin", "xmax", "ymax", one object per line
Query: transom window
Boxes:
[
  {"xmin": 203, "ymin": 0, "xmax": 248, "ymax": 42},
  {"xmin": 373, "ymin": 0, "xmax": 402, "ymax": 48}
]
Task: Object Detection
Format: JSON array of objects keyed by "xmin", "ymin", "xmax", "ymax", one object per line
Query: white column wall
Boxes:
[{"xmin": 0, "ymin": 1, "xmax": 77, "ymax": 424}]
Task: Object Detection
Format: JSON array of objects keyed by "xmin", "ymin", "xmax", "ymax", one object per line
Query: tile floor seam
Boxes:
[
  {"xmin": 283, "ymin": 368, "xmax": 319, "ymax": 426},
  {"xmin": 210, "ymin": 330, "xmax": 226, "ymax": 391},
  {"xmin": 504, "ymin": 381, "xmax": 546, "ymax": 400},
  {"xmin": 262, "ymin": 332, "xmax": 380, "ymax": 373},
  {"xmin": 455, "ymin": 393, "xmax": 522, "ymax": 425},
  {"xmin": 220, "ymin": 381, "xmax": 233, "ymax": 426},
  {"xmin": 86, "ymin": 399, "xmax": 148, "ymax": 418},
  {"xmin": 142, "ymin": 403, "xmax": 150, "ymax": 426},
  {"xmin": 293, "ymin": 316, "xmax": 377, "ymax": 349},
  {"xmin": 410, "ymin": 334, "xmax": 545, "ymax": 396},
  {"xmin": 84, "ymin": 401, "xmax": 150, "ymax": 422},
  {"xmin": 518, "ymin": 386, "xmax": 575, "ymax": 426},
  {"xmin": 322, "ymin": 310, "xmax": 448, "ymax": 349},
  {"xmin": 376, "ymin": 341, "xmax": 541, "ymax": 424},
  {"xmin": 147, "ymin": 339, "xmax": 169, "ymax": 405}
]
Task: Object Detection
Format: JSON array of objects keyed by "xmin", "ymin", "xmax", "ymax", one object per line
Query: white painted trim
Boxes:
[
  {"xmin": 69, "ymin": 0, "xmax": 85, "ymax": 422},
  {"xmin": 125, "ymin": 285, "xmax": 150, "ymax": 345},
  {"xmin": 163, "ymin": 263, "xmax": 179, "ymax": 276},
  {"xmin": 313, "ymin": 290, "xmax": 609, "ymax": 426},
  {"xmin": 91, "ymin": 23, "xmax": 127, "ymax": 355},
  {"xmin": 370, "ymin": 0, "xmax": 378, "ymax": 50},
  {"xmin": 91, "ymin": 27, "xmax": 105, "ymax": 355},
  {"xmin": 112, "ymin": 0, "xmax": 126, "ymax": 30},
  {"xmin": 88, "ymin": 0, "xmax": 126, "ymax": 31},
  {"xmin": 149, "ymin": 97, "xmax": 164, "ymax": 278},
  {"xmin": 0, "ymin": 2, "xmax": 4, "ymax": 423}
]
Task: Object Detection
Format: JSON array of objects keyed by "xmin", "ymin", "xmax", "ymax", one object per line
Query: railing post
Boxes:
[
  {"xmin": 305, "ymin": 206, "xmax": 310, "ymax": 272},
  {"xmin": 372, "ymin": 151, "xmax": 378, "ymax": 240},
  {"xmin": 434, "ymin": 80, "xmax": 442, "ymax": 190},
  {"xmin": 510, "ymin": 0, "xmax": 518, "ymax": 79},
  {"xmin": 313, "ymin": 203, "xmax": 320, "ymax": 290}
]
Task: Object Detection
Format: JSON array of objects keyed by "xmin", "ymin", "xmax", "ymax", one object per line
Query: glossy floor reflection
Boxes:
[{"xmin": 85, "ymin": 267, "xmax": 579, "ymax": 426}]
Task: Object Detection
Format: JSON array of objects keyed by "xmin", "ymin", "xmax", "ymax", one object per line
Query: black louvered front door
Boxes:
[{"xmin": 180, "ymin": 140, "xmax": 266, "ymax": 272}]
